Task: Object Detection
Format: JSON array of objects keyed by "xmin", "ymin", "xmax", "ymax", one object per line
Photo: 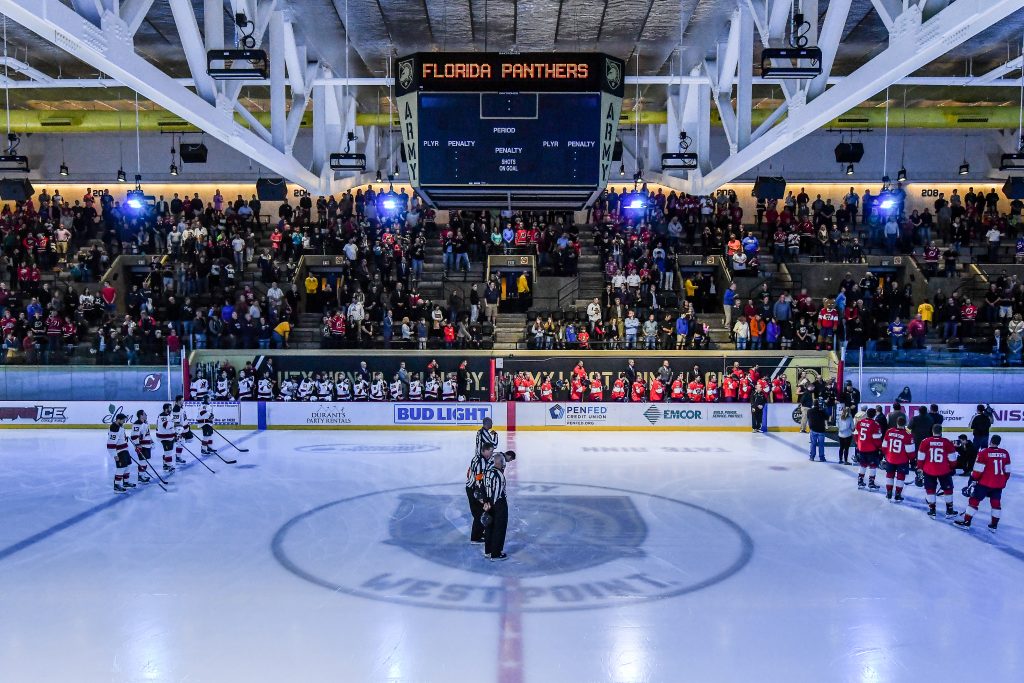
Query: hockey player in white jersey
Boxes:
[
  {"xmin": 408, "ymin": 377, "xmax": 423, "ymax": 400},
  {"xmin": 389, "ymin": 375, "xmax": 404, "ymax": 401},
  {"xmin": 156, "ymin": 403, "xmax": 177, "ymax": 473},
  {"xmin": 129, "ymin": 409, "xmax": 153, "ymax": 484},
  {"xmin": 425, "ymin": 373, "xmax": 441, "ymax": 400},
  {"xmin": 257, "ymin": 375, "xmax": 275, "ymax": 400},
  {"xmin": 315, "ymin": 373, "xmax": 335, "ymax": 401},
  {"xmin": 190, "ymin": 374, "xmax": 210, "ymax": 401},
  {"xmin": 297, "ymin": 376, "xmax": 315, "ymax": 401},
  {"xmin": 353, "ymin": 376, "xmax": 369, "ymax": 401},
  {"xmin": 196, "ymin": 397, "xmax": 218, "ymax": 455},
  {"xmin": 369, "ymin": 373, "xmax": 387, "ymax": 401},
  {"xmin": 107, "ymin": 413, "xmax": 134, "ymax": 493},
  {"xmin": 171, "ymin": 396, "xmax": 191, "ymax": 464},
  {"xmin": 280, "ymin": 377, "xmax": 298, "ymax": 401},
  {"xmin": 237, "ymin": 371, "xmax": 255, "ymax": 400},
  {"xmin": 337, "ymin": 377, "xmax": 353, "ymax": 401},
  {"xmin": 442, "ymin": 373, "xmax": 457, "ymax": 401},
  {"xmin": 214, "ymin": 371, "xmax": 232, "ymax": 400}
]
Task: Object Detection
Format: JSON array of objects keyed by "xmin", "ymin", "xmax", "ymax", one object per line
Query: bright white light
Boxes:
[
  {"xmin": 127, "ymin": 198, "xmax": 144, "ymax": 209},
  {"xmin": 382, "ymin": 199, "xmax": 397, "ymax": 210},
  {"xmin": 627, "ymin": 198, "xmax": 645, "ymax": 210},
  {"xmin": 878, "ymin": 199, "xmax": 895, "ymax": 210}
]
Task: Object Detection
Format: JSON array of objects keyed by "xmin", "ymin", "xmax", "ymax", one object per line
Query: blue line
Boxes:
[
  {"xmin": 0, "ymin": 431, "xmax": 259, "ymax": 563},
  {"xmin": 764, "ymin": 432, "xmax": 1024, "ymax": 563}
]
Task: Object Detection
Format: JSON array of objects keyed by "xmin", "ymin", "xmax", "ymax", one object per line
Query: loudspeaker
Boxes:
[
  {"xmin": 612, "ymin": 140, "xmax": 623, "ymax": 162},
  {"xmin": 834, "ymin": 143, "xmax": 864, "ymax": 164},
  {"xmin": 1003, "ymin": 176, "xmax": 1024, "ymax": 199},
  {"xmin": 752, "ymin": 176, "xmax": 786, "ymax": 200},
  {"xmin": 179, "ymin": 143, "xmax": 209, "ymax": 163},
  {"xmin": 255, "ymin": 178, "xmax": 287, "ymax": 201},
  {"xmin": 0, "ymin": 178, "xmax": 34, "ymax": 201}
]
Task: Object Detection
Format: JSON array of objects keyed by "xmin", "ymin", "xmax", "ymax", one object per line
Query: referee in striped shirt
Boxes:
[
  {"xmin": 466, "ymin": 444, "xmax": 494, "ymax": 544},
  {"xmin": 482, "ymin": 453, "xmax": 509, "ymax": 561},
  {"xmin": 475, "ymin": 417, "xmax": 499, "ymax": 457}
]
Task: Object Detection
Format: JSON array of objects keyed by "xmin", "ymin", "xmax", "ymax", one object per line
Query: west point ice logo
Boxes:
[
  {"xmin": 398, "ymin": 59, "xmax": 414, "ymax": 89},
  {"xmin": 605, "ymin": 58, "xmax": 622, "ymax": 91},
  {"xmin": 272, "ymin": 482, "xmax": 752, "ymax": 612}
]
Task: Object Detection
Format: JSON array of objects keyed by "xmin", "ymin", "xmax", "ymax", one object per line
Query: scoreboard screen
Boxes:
[
  {"xmin": 396, "ymin": 52, "xmax": 623, "ymax": 207},
  {"xmin": 417, "ymin": 92, "xmax": 601, "ymax": 187}
]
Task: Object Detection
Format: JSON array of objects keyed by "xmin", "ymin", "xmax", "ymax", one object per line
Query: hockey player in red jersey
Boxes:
[
  {"xmin": 670, "ymin": 373, "xmax": 686, "ymax": 402},
  {"xmin": 722, "ymin": 374, "xmax": 739, "ymax": 402},
  {"xmin": 538, "ymin": 375, "xmax": 554, "ymax": 402},
  {"xmin": 610, "ymin": 374, "xmax": 627, "ymax": 402},
  {"xmin": 588, "ymin": 373, "xmax": 604, "ymax": 402},
  {"xmin": 738, "ymin": 375, "xmax": 753, "ymax": 402},
  {"xmin": 649, "ymin": 376, "xmax": 665, "ymax": 402},
  {"xmin": 855, "ymin": 407, "xmax": 884, "ymax": 490},
  {"xmin": 687, "ymin": 376, "xmax": 705, "ymax": 402},
  {"xmin": 704, "ymin": 376, "xmax": 719, "ymax": 402},
  {"xmin": 881, "ymin": 415, "xmax": 915, "ymax": 502},
  {"xmin": 917, "ymin": 425, "xmax": 960, "ymax": 518},
  {"xmin": 956, "ymin": 435, "xmax": 1012, "ymax": 531},
  {"xmin": 771, "ymin": 376, "xmax": 788, "ymax": 403},
  {"xmin": 570, "ymin": 375, "xmax": 586, "ymax": 401},
  {"xmin": 630, "ymin": 377, "xmax": 646, "ymax": 402}
]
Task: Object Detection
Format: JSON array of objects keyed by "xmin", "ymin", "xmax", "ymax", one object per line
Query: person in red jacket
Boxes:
[
  {"xmin": 704, "ymin": 377, "xmax": 719, "ymax": 402},
  {"xmin": 571, "ymin": 361, "xmax": 587, "ymax": 383},
  {"xmin": 956, "ymin": 434, "xmax": 1012, "ymax": 530},
  {"xmin": 570, "ymin": 375, "xmax": 586, "ymax": 401},
  {"xmin": 630, "ymin": 377, "xmax": 646, "ymax": 402},
  {"xmin": 855, "ymin": 408, "xmax": 884, "ymax": 490},
  {"xmin": 756, "ymin": 377, "xmax": 770, "ymax": 397},
  {"xmin": 588, "ymin": 373, "xmax": 604, "ymax": 402},
  {"xmin": 649, "ymin": 377, "xmax": 665, "ymax": 402},
  {"xmin": 771, "ymin": 376, "xmax": 787, "ymax": 403},
  {"xmin": 917, "ymin": 425, "xmax": 959, "ymax": 518},
  {"xmin": 722, "ymin": 374, "xmax": 739, "ymax": 402},
  {"xmin": 670, "ymin": 373, "xmax": 686, "ymax": 402},
  {"xmin": 738, "ymin": 376, "xmax": 753, "ymax": 402},
  {"xmin": 747, "ymin": 365, "xmax": 761, "ymax": 385},
  {"xmin": 610, "ymin": 374, "xmax": 627, "ymax": 402}
]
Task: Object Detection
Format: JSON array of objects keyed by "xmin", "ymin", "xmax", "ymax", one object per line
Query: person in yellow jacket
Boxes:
[
  {"xmin": 304, "ymin": 274, "xmax": 319, "ymax": 312},
  {"xmin": 516, "ymin": 272, "xmax": 530, "ymax": 296},
  {"xmin": 273, "ymin": 320, "xmax": 292, "ymax": 349},
  {"xmin": 917, "ymin": 300, "xmax": 934, "ymax": 332}
]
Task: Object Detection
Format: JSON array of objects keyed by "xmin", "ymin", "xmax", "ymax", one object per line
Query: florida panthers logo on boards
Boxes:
[{"xmin": 272, "ymin": 482, "xmax": 753, "ymax": 612}]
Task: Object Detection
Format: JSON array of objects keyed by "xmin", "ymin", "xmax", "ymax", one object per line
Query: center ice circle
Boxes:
[{"xmin": 272, "ymin": 481, "xmax": 753, "ymax": 612}]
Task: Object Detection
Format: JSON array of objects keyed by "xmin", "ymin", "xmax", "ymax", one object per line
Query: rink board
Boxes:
[{"xmin": 1, "ymin": 400, "xmax": 1021, "ymax": 432}]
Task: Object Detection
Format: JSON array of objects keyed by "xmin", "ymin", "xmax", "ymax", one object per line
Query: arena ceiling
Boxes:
[{"xmin": 0, "ymin": 0, "xmax": 1022, "ymax": 112}]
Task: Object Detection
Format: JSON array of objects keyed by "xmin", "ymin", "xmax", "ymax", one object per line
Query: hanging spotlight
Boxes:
[
  {"xmin": 59, "ymin": 163, "xmax": 69, "ymax": 177},
  {"xmin": 619, "ymin": 162, "xmax": 625, "ymax": 176},
  {"xmin": 897, "ymin": 167, "xmax": 907, "ymax": 182},
  {"xmin": 117, "ymin": 168, "xmax": 127, "ymax": 182},
  {"xmin": 958, "ymin": 162, "xmax": 970, "ymax": 176},
  {"xmin": 375, "ymin": 169, "xmax": 382, "ymax": 182},
  {"xmin": 845, "ymin": 164, "xmax": 854, "ymax": 176},
  {"xmin": 59, "ymin": 136, "xmax": 69, "ymax": 176},
  {"xmin": 169, "ymin": 162, "xmax": 179, "ymax": 176}
]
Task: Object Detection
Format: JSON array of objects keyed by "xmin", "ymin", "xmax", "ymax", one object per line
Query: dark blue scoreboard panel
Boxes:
[{"xmin": 417, "ymin": 92, "xmax": 601, "ymax": 186}]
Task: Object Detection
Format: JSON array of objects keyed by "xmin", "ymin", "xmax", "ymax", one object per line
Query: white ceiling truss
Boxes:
[{"xmin": 0, "ymin": 0, "xmax": 1022, "ymax": 195}]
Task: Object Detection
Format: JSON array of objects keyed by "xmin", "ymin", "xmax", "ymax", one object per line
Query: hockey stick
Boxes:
[
  {"xmin": 126, "ymin": 450, "xmax": 168, "ymax": 492},
  {"xmin": 179, "ymin": 440, "xmax": 224, "ymax": 469},
  {"xmin": 129, "ymin": 444, "xmax": 170, "ymax": 487},
  {"xmin": 212, "ymin": 426, "xmax": 249, "ymax": 453}
]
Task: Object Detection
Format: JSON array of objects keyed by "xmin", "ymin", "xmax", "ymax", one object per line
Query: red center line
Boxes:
[{"xmin": 497, "ymin": 414, "xmax": 523, "ymax": 683}]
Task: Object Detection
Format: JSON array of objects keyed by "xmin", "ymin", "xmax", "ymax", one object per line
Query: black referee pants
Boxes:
[
  {"xmin": 485, "ymin": 498, "xmax": 509, "ymax": 557},
  {"xmin": 466, "ymin": 488, "xmax": 485, "ymax": 542}
]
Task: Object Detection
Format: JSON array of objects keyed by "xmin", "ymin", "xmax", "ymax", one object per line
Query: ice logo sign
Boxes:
[{"xmin": 272, "ymin": 482, "xmax": 753, "ymax": 612}]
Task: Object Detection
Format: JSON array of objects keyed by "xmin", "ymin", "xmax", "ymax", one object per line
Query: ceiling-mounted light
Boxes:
[
  {"xmin": 958, "ymin": 162, "xmax": 970, "ymax": 176},
  {"xmin": 845, "ymin": 164, "xmax": 854, "ymax": 176},
  {"xmin": 619, "ymin": 163, "xmax": 625, "ymax": 176},
  {"xmin": 375, "ymin": 169, "xmax": 382, "ymax": 182},
  {"xmin": 117, "ymin": 168, "xmax": 127, "ymax": 182},
  {"xmin": 59, "ymin": 136, "xmax": 68, "ymax": 176},
  {"xmin": 897, "ymin": 167, "xmax": 907, "ymax": 182},
  {"xmin": 169, "ymin": 163, "xmax": 178, "ymax": 176},
  {"xmin": 59, "ymin": 163, "xmax": 69, "ymax": 177}
]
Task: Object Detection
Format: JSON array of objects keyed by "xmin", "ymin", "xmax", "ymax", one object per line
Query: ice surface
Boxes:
[{"xmin": 0, "ymin": 428, "xmax": 1021, "ymax": 682}]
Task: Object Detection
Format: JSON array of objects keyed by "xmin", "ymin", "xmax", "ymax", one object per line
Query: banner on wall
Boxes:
[
  {"xmin": 778, "ymin": 402, "xmax": 1024, "ymax": 431},
  {"xmin": 0, "ymin": 401, "xmax": 246, "ymax": 427},
  {"xmin": 265, "ymin": 401, "xmax": 498, "ymax": 428},
  {"xmin": 517, "ymin": 401, "xmax": 752, "ymax": 430}
]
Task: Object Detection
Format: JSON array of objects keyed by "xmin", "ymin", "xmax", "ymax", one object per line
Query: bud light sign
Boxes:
[{"xmin": 394, "ymin": 403, "xmax": 492, "ymax": 425}]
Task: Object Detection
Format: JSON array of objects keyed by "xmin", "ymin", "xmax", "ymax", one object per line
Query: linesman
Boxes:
[
  {"xmin": 465, "ymin": 443, "xmax": 494, "ymax": 544},
  {"xmin": 476, "ymin": 417, "xmax": 499, "ymax": 457},
  {"xmin": 482, "ymin": 452, "xmax": 509, "ymax": 561}
]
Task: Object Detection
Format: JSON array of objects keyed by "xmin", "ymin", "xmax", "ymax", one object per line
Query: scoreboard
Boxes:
[{"xmin": 396, "ymin": 53, "xmax": 624, "ymax": 208}]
